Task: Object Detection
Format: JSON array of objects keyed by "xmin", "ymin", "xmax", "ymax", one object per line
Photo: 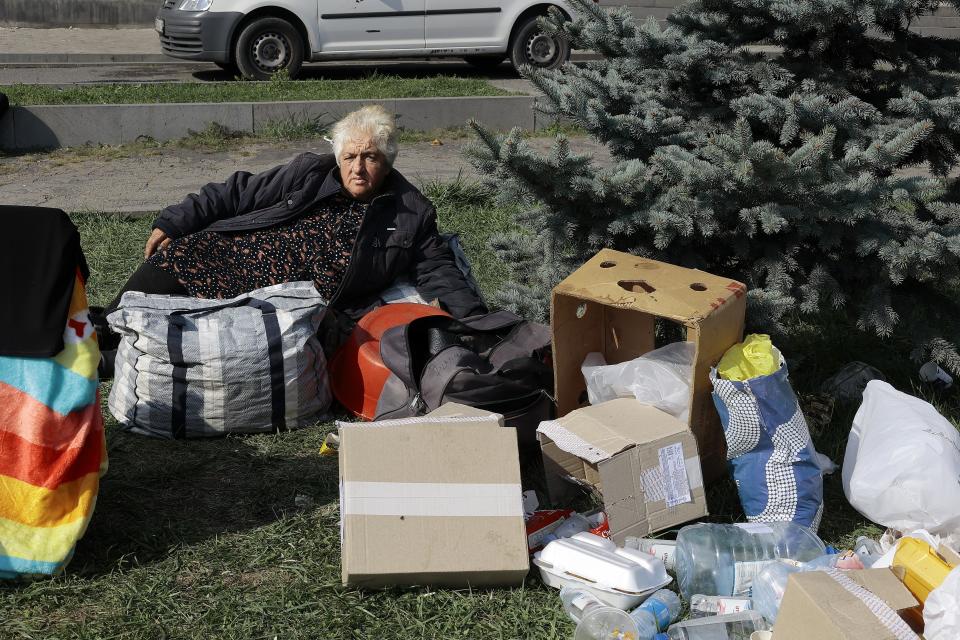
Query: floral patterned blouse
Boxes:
[{"xmin": 147, "ymin": 192, "xmax": 369, "ymax": 300}]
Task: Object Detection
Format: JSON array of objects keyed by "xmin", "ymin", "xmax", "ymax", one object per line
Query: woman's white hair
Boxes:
[{"xmin": 330, "ymin": 105, "xmax": 399, "ymax": 166}]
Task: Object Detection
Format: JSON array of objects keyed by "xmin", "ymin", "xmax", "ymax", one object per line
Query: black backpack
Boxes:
[{"xmin": 373, "ymin": 310, "xmax": 553, "ymax": 449}]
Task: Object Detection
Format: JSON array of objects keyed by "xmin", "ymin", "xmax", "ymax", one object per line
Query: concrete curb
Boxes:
[
  {"xmin": 0, "ymin": 52, "xmax": 174, "ymax": 63},
  {"xmin": 0, "ymin": 95, "xmax": 546, "ymax": 151}
]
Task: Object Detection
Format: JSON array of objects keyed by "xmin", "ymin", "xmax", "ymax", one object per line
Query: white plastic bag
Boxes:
[
  {"xmin": 842, "ymin": 381, "xmax": 960, "ymax": 537},
  {"xmin": 581, "ymin": 342, "xmax": 695, "ymax": 422},
  {"xmin": 924, "ymin": 566, "xmax": 960, "ymax": 640}
]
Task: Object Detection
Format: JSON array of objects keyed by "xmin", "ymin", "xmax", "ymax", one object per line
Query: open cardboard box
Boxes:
[
  {"xmin": 537, "ymin": 398, "xmax": 707, "ymax": 544},
  {"xmin": 551, "ymin": 248, "xmax": 746, "ymax": 480}
]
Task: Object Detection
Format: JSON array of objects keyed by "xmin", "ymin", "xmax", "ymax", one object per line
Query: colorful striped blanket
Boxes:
[{"xmin": 0, "ymin": 271, "xmax": 107, "ymax": 579}]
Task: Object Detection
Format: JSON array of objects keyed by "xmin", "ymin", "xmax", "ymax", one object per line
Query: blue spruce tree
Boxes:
[{"xmin": 467, "ymin": 0, "xmax": 960, "ymax": 372}]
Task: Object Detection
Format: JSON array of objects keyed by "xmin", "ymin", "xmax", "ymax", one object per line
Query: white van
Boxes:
[{"xmin": 155, "ymin": 0, "xmax": 576, "ymax": 79}]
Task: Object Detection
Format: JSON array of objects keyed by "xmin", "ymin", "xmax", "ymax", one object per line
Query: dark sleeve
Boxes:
[
  {"xmin": 152, "ymin": 158, "xmax": 298, "ymax": 239},
  {"xmin": 412, "ymin": 206, "xmax": 488, "ymax": 319}
]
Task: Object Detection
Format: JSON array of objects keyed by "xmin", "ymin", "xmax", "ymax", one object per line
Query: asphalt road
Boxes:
[{"xmin": 0, "ymin": 59, "xmax": 536, "ymax": 92}]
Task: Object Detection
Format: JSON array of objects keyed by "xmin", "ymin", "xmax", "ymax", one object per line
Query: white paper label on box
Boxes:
[
  {"xmin": 658, "ymin": 443, "xmax": 692, "ymax": 507},
  {"xmin": 734, "ymin": 522, "xmax": 775, "ymax": 535},
  {"xmin": 732, "ymin": 559, "xmax": 775, "ymax": 595},
  {"xmin": 342, "ymin": 481, "xmax": 524, "ymax": 518},
  {"xmin": 640, "ymin": 456, "xmax": 703, "ymax": 504}
]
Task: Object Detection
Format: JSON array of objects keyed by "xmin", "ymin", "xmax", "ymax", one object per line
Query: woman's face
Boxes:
[{"xmin": 339, "ymin": 138, "xmax": 390, "ymax": 201}]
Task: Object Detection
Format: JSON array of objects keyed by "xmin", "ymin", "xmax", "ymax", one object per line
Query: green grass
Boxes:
[
  {"xmin": 2, "ymin": 181, "xmax": 958, "ymax": 638},
  {"xmin": 0, "ymin": 73, "xmax": 511, "ymax": 106}
]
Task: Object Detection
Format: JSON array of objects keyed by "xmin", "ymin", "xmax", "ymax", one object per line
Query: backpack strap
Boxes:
[{"xmin": 419, "ymin": 346, "xmax": 480, "ymax": 411}]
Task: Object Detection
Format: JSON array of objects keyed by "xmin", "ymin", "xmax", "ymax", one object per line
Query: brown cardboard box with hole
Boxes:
[
  {"xmin": 773, "ymin": 569, "xmax": 921, "ymax": 640},
  {"xmin": 537, "ymin": 398, "xmax": 707, "ymax": 544},
  {"xmin": 338, "ymin": 407, "xmax": 529, "ymax": 588},
  {"xmin": 551, "ymin": 248, "xmax": 746, "ymax": 481}
]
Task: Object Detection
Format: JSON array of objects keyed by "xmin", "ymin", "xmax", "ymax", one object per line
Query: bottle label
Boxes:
[
  {"xmin": 645, "ymin": 543, "xmax": 677, "ymax": 571},
  {"xmin": 734, "ymin": 522, "xmax": 775, "ymax": 535},
  {"xmin": 716, "ymin": 597, "xmax": 752, "ymax": 614},
  {"xmin": 733, "ymin": 559, "xmax": 775, "ymax": 595},
  {"xmin": 637, "ymin": 597, "xmax": 672, "ymax": 631}
]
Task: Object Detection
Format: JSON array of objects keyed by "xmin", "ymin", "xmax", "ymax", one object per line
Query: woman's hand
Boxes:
[{"xmin": 144, "ymin": 229, "xmax": 171, "ymax": 258}]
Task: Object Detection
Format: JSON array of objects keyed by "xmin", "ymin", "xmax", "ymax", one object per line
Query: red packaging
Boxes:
[
  {"xmin": 587, "ymin": 511, "xmax": 610, "ymax": 538},
  {"xmin": 525, "ymin": 509, "xmax": 575, "ymax": 553}
]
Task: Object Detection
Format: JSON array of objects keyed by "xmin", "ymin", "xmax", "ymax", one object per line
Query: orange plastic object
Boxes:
[
  {"xmin": 329, "ymin": 303, "xmax": 450, "ymax": 420},
  {"xmin": 892, "ymin": 537, "xmax": 954, "ymax": 603}
]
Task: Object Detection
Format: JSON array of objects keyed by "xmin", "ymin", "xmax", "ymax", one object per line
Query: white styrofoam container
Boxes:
[{"xmin": 533, "ymin": 532, "xmax": 672, "ymax": 609}]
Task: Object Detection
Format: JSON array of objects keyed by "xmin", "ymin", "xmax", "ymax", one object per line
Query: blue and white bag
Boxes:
[{"xmin": 711, "ymin": 364, "xmax": 824, "ymax": 529}]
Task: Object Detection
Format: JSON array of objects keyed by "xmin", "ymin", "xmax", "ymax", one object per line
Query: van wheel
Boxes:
[
  {"xmin": 235, "ymin": 17, "xmax": 304, "ymax": 80},
  {"xmin": 463, "ymin": 55, "xmax": 506, "ymax": 69},
  {"xmin": 509, "ymin": 16, "xmax": 570, "ymax": 71}
]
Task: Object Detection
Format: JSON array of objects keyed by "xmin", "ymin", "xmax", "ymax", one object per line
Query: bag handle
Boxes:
[
  {"xmin": 168, "ymin": 296, "xmax": 278, "ymax": 319},
  {"xmin": 167, "ymin": 298, "xmax": 286, "ymax": 438}
]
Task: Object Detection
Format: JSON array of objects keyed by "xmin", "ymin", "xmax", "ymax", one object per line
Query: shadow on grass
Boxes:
[{"xmin": 69, "ymin": 422, "xmax": 341, "ymax": 578}]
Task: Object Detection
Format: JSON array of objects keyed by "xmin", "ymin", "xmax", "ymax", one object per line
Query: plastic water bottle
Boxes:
[
  {"xmin": 673, "ymin": 522, "xmax": 825, "ymax": 598},
  {"xmin": 664, "ymin": 611, "xmax": 770, "ymax": 639},
  {"xmin": 750, "ymin": 560, "xmax": 802, "ymax": 623},
  {"xmin": 854, "ymin": 536, "xmax": 883, "ymax": 568},
  {"xmin": 803, "ymin": 551, "xmax": 864, "ymax": 571},
  {"xmin": 553, "ymin": 513, "xmax": 593, "ymax": 540},
  {"xmin": 560, "ymin": 586, "xmax": 604, "ymax": 624},
  {"xmin": 751, "ymin": 552, "xmax": 866, "ymax": 622},
  {"xmin": 687, "ymin": 594, "xmax": 753, "ymax": 618},
  {"xmin": 570, "ymin": 589, "xmax": 681, "ymax": 640},
  {"xmin": 625, "ymin": 537, "xmax": 678, "ymax": 571}
]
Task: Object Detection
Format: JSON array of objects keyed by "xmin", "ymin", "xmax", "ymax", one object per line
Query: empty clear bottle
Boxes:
[
  {"xmin": 625, "ymin": 537, "xmax": 678, "ymax": 571},
  {"xmin": 665, "ymin": 611, "xmax": 770, "ymax": 639},
  {"xmin": 687, "ymin": 594, "xmax": 753, "ymax": 618},
  {"xmin": 854, "ymin": 536, "xmax": 883, "ymax": 568},
  {"xmin": 565, "ymin": 588, "xmax": 681, "ymax": 640},
  {"xmin": 750, "ymin": 560, "xmax": 802, "ymax": 623},
  {"xmin": 674, "ymin": 522, "xmax": 825, "ymax": 598}
]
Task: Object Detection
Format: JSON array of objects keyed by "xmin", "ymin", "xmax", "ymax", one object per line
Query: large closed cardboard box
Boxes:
[
  {"xmin": 339, "ymin": 409, "xmax": 529, "ymax": 588},
  {"xmin": 773, "ymin": 569, "xmax": 921, "ymax": 640},
  {"xmin": 551, "ymin": 249, "xmax": 746, "ymax": 480},
  {"xmin": 537, "ymin": 398, "xmax": 707, "ymax": 544}
]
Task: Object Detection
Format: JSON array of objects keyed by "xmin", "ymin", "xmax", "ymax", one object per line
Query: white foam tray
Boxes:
[{"xmin": 534, "ymin": 532, "xmax": 672, "ymax": 610}]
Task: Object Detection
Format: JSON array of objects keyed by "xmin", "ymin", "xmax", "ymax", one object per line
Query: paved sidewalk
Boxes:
[
  {"xmin": 0, "ymin": 27, "xmax": 167, "ymax": 62},
  {"xmin": 0, "ymin": 137, "xmax": 611, "ymax": 214}
]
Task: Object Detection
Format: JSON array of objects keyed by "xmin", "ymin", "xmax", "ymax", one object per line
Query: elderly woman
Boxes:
[{"xmin": 97, "ymin": 105, "xmax": 486, "ymax": 373}]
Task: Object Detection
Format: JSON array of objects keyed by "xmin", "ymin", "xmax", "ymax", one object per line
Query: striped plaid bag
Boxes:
[{"xmin": 107, "ymin": 281, "xmax": 330, "ymax": 438}]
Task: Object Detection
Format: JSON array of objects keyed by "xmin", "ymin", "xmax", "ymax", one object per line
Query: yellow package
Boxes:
[
  {"xmin": 892, "ymin": 537, "xmax": 954, "ymax": 603},
  {"xmin": 717, "ymin": 334, "xmax": 781, "ymax": 381}
]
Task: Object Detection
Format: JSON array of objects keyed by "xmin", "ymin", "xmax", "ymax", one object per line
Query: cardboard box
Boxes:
[
  {"xmin": 551, "ymin": 249, "xmax": 746, "ymax": 480},
  {"xmin": 338, "ymin": 408, "xmax": 529, "ymax": 588},
  {"xmin": 537, "ymin": 398, "xmax": 707, "ymax": 544},
  {"xmin": 773, "ymin": 569, "xmax": 921, "ymax": 640}
]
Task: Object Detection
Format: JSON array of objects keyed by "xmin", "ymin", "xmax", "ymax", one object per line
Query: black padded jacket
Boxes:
[{"xmin": 152, "ymin": 152, "xmax": 487, "ymax": 320}]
